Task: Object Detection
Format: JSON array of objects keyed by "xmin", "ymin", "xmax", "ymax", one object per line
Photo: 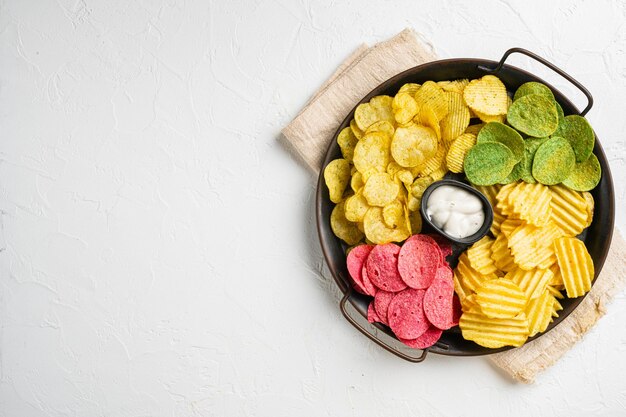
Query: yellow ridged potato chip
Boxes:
[
  {"xmin": 475, "ymin": 278, "xmax": 527, "ymax": 318},
  {"xmin": 474, "ymin": 109, "xmax": 506, "ymax": 123},
  {"xmin": 344, "ymin": 191, "xmax": 370, "ymax": 223},
  {"xmin": 472, "ymin": 183, "xmax": 501, "ymax": 207},
  {"xmin": 447, "ymin": 133, "xmax": 477, "ymax": 173},
  {"xmin": 441, "ymin": 92, "xmax": 471, "ymax": 142},
  {"xmin": 363, "ymin": 172, "xmax": 399, "ymax": 207},
  {"xmin": 507, "ymin": 182, "xmax": 552, "ymax": 226},
  {"xmin": 505, "ymin": 267, "xmax": 554, "ymax": 300},
  {"xmin": 491, "ymin": 205, "xmax": 506, "ymax": 237},
  {"xmin": 525, "ymin": 291, "xmax": 554, "ymax": 337},
  {"xmin": 463, "ymin": 75, "xmax": 508, "ymax": 116},
  {"xmin": 499, "ymin": 218, "xmax": 524, "ymax": 239},
  {"xmin": 438, "ymin": 79, "xmax": 470, "ymax": 94},
  {"xmin": 548, "ymin": 264, "xmax": 564, "ymax": 288},
  {"xmin": 365, "ymin": 120, "xmax": 395, "ymax": 137},
  {"xmin": 467, "ymin": 236, "xmax": 498, "ymax": 275},
  {"xmin": 353, "ymin": 131, "xmax": 390, "ymax": 174},
  {"xmin": 455, "ymin": 252, "xmax": 498, "ymax": 293},
  {"xmin": 460, "ymin": 294, "xmax": 481, "ymax": 314},
  {"xmin": 331, "ymin": 201, "xmax": 364, "ymax": 245},
  {"xmin": 414, "ymin": 81, "xmax": 449, "ymax": 120},
  {"xmin": 552, "ymin": 297, "xmax": 564, "ymax": 316},
  {"xmin": 420, "ymin": 139, "xmax": 447, "ymax": 176},
  {"xmin": 582, "ymin": 191, "xmax": 594, "ymax": 227},
  {"xmin": 324, "ymin": 158, "xmax": 351, "ymax": 203},
  {"xmin": 391, "ymin": 124, "xmax": 438, "ymax": 168},
  {"xmin": 415, "ymin": 106, "xmax": 442, "ymax": 140},
  {"xmin": 459, "ymin": 311, "xmax": 529, "ymax": 348},
  {"xmin": 550, "ymin": 184, "xmax": 588, "ymax": 236},
  {"xmin": 429, "ymin": 166, "xmax": 447, "ymax": 181},
  {"xmin": 554, "ymin": 237, "xmax": 594, "ymax": 298},
  {"xmin": 454, "ymin": 272, "xmax": 471, "ymax": 302},
  {"xmin": 382, "ymin": 200, "xmax": 404, "ymax": 228},
  {"xmin": 363, "ymin": 206, "xmax": 410, "ymax": 244},
  {"xmin": 465, "ymin": 123, "xmax": 485, "ymax": 136},
  {"xmin": 490, "ymin": 233, "xmax": 516, "ymax": 273},
  {"xmin": 508, "ymin": 222, "xmax": 561, "ymax": 270},
  {"xmin": 392, "ymin": 92, "xmax": 419, "ymax": 125},
  {"xmin": 398, "ymin": 82, "xmax": 420, "ymax": 95}
]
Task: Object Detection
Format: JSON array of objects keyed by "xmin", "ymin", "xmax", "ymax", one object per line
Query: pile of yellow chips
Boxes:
[
  {"xmin": 455, "ymin": 181, "xmax": 595, "ymax": 348},
  {"xmin": 325, "ymin": 77, "xmax": 509, "ymax": 245}
]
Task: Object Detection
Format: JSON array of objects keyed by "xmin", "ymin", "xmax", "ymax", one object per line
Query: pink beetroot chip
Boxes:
[
  {"xmin": 388, "ymin": 289, "xmax": 429, "ymax": 339},
  {"xmin": 423, "ymin": 268, "xmax": 456, "ymax": 330},
  {"xmin": 361, "ymin": 264, "xmax": 378, "ymax": 296},
  {"xmin": 399, "ymin": 326, "xmax": 443, "ymax": 349},
  {"xmin": 374, "ymin": 291, "xmax": 395, "ymax": 326},
  {"xmin": 428, "ymin": 234, "xmax": 453, "ymax": 261},
  {"xmin": 346, "ymin": 245, "xmax": 374, "ymax": 295},
  {"xmin": 397, "ymin": 235, "xmax": 441, "ymax": 289},
  {"xmin": 450, "ymin": 294, "xmax": 462, "ymax": 327},
  {"xmin": 367, "ymin": 301, "xmax": 381, "ymax": 323},
  {"xmin": 366, "ymin": 243, "xmax": 406, "ymax": 292}
]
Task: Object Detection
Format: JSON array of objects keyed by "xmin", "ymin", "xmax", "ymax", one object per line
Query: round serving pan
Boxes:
[{"xmin": 316, "ymin": 48, "xmax": 615, "ymax": 361}]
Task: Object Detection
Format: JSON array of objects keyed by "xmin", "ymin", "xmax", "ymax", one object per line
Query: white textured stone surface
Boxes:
[{"xmin": 1, "ymin": 0, "xmax": 625, "ymax": 416}]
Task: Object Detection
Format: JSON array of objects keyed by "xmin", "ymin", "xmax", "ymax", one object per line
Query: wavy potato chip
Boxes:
[
  {"xmin": 582, "ymin": 192, "xmax": 594, "ymax": 227},
  {"xmin": 465, "ymin": 123, "xmax": 485, "ymax": 136},
  {"xmin": 505, "ymin": 182, "xmax": 552, "ymax": 226},
  {"xmin": 398, "ymin": 82, "xmax": 421, "ymax": 95},
  {"xmin": 415, "ymin": 106, "xmax": 442, "ymax": 140},
  {"xmin": 454, "ymin": 252, "xmax": 497, "ymax": 293},
  {"xmin": 363, "ymin": 172, "xmax": 399, "ymax": 207},
  {"xmin": 464, "ymin": 75, "xmax": 508, "ymax": 116},
  {"xmin": 507, "ymin": 94, "xmax": 558, "ymax": 137},
  {"xmin": 476, "ymin": 122, "xmax": 525, "ymax": 162},
  {"xmin": 467, "ymin": 236, "xmax": 498, "ymax": 275},
  {"xmin": 414, "ymin": 81, "xmax": 449, "ymax": 120},
  {"xmin": 508, "ymin": 222, "xmax": 561, "ymax": 270},
  {"xmin": 506, "ymin": 267, "xmax": 554, "ymax": 300},
  {"xmin": 525, "ymin": 291, "xmax": 554, "ymax": 337},
  {"xmin": 438, "ymin": 79, "xmax": 470, "ymax": 94},
  {"xmin": 532, "ymin": 136, "xmax": 576, "ymax": 185},
  {"xmin": 391, "ymin": 124, "xmax": 438, "ymax": 168},
  {"xmin": 324, "ymin": 158, "xmax": 351, "ymax": 203},
  {"xmin": 474, "ymin": 109, "xmax": 506, "ymax": 124},
  {"xmin": 441, "ymin": 92, "xmax": 471, "ymax": 142},
  {"xmin": 331, "ymin": 201, "xmax": 364, "ymax": 245},
  {"xmin": 446, "ymin": 133, "xmax": 477, "ymax": 173},
  {"xmin": 554, "ymin": 237, "xmax": 594, "ymax": 298},
  {"xmin": 464, "ymin": 142, "xmax": 516, "ymax": 186},
  {"xmin": 549, "ymin": 184, "xmax": 588, "ymax": 236},
  {"xmin": 553, "ymin": 115, "xmax": 595, "ymax": 162},
  {"xmin": 562, "ymin": 153, "xmax": 601, "ymax": 192},
  {"xmin": 475, "ymin": 278, "xmax": 527, "ymax": 318},
  {"xmin": 459, "ymin": 311, "xmax": 529, "ymax": 348},
  {"xmin": 490, "ymin": 232, "xmax": 516, "ymax": 273}
]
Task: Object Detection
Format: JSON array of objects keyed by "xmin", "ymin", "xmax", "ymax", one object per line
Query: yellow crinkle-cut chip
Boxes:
[
  {"xmin": 455, "ymin": 252, "xmax": 497, "ymax": 293},
  {"xmin": 552, "ymin": 297, "xmax": 564, "ymax": 317},
  {"xmin": 472, "ymin": 183, "xmax": 501, "ymax": 207},
  {"xmin": 505, "ymin": 267, "xmax": 554, "ymax": 300},
  {"xmin": 554, "ymin": 236, "xmax": 594, "ymax": 298},
  {"xmin": 438, "ymin": 79, "xmax": 470, "ymax": 94},
  {"xmin": 546, "ymin": 285, "xmax": 565, "ymax": 300},
  {"xmin": 582, "ymin": 191, "xmax": 594, "ymax": 227},
  {"xmin": 460, "ymin": 293, "xmax": 481, "ymax": 313},
  {"xmin": 454, "ymin": 272, "xmax": 471, "ymax": 302},
  {"xmin": 415, "ymin": 106, "xmax": 442, "ymax": 140},
  {"xmin": 465, "ymin": 123, "xmax": 485, "ymax": 135},
  {"xmin": 459, "ymin": 311, "xmax": 529, "ymax": 348},
  {"xmin": 499, "ymin": 218, "xmax": 524, "ymax": 239},
  {"xmin": 420, "ymin": 139, "xmax": 447, "ymax": 176},
  {"xmin": 491, "ymin": 206, "xmax": 506, "ymax": 237},
  {"xmin": 441, "ymin": 92, "xmax": 471, "ymax": 142},
  {"xmin": 467, "ymin": 236, "xmax": 498, "ymax": 275},
  {"xmin": 414, "ymin": 81, "xmax": 449, "ymax": 120},
  {"xmin": 550, "ymin": 184, "xmax": 588, "ymax": 237},
  {"xmin": 508, "ymin": 222, "xmax": 561, "ymax": 270},
  {"xmin": 446, "ymin": 133, "xmax": 477, "ymax": 173},
  {"xmin": 548, "ymin": 264, "xmax": 564, "ymax": 289},
  {"xmin": 506, "ymin": 182, "xmax": 552, "ymax": 226},
  {"xmin": 398, "ymin": 82, "xmax": 420, "ymax": 95},
  {"xmin": 525, "ymin": 291, "xmax": 554, "ymax": 337},
  {"xmin": 463, "ymin": 75, "xmax": 508, "ymax": 116},
  {"xmin": 490, "ymin": 233, "xmax": 516, "ymax": 273},
  {"xmin": 475, "ymin": 278, "xmax": 527, "ymax": 318}
]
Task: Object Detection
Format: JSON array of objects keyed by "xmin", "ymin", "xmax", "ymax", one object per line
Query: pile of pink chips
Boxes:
[{"xmin": 347, "ymin": 234, "xmax": 461, "ymax": 349}]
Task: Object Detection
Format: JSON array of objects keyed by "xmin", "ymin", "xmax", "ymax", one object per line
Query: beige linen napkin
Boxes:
[{"xmin": 281, "ymin": 29, "xmax": 626, "ymax": 383}]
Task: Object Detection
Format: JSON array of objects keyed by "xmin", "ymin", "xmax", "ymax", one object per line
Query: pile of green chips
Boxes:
[{"xmin": 463, "ymin": 81, "xmax": 601, "ymax": 191}]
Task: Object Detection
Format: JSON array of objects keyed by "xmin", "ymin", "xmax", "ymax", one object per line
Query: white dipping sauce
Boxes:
[{"xmin": 425, "ymin": 185, "xmax": 485, "ymax": 239}]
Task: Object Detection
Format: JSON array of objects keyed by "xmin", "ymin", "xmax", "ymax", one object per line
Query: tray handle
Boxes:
[
  {"xmin": 478, "ymin": 47, "xmax": 594, "ymax": 116},
  {"xmin": 340, "ymin": 290, "xmax": 428, "ymax": 363}
]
